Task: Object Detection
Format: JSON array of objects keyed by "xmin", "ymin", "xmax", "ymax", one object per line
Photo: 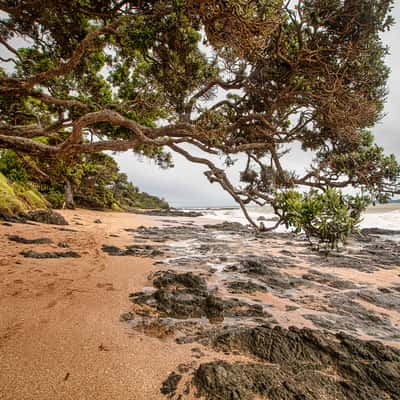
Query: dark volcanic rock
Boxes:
[
  {"xmin": 204, "ymin": 221, "xmax": 251, "ymax": 232},
  {"xmin": 101, "ymin": 244, "xmax": 164, "ymax": 257},
  {"xmin": 153, "ymin": 271, "xmax": 207, "ymax": 291},
  {"xmin": 303, "ymin": 295, "xmax": 399, "ymax": 339},
  {"xmin": 160, "ymin": 372, "xmax": 182, "ymax": 396},
  {"xmin": 20, "ymin": 250, "xmax": 81, "ymax": 259},
  {"xmin": 301, "ymin": 269, "xmax": 358, "ymax": 289},
  {"xmin": 20, "ymin": 209, "xmax": 68, "ymax": 225},
  {"xmin": 193, "ymin": 325, "xmax": 400, "ymax": 400},
  {"xmin": 133, "ymin": 209, "xmax": 203, "ymax": 217},
  {"xmin": 226, "ymin": 280, "xmax": 268, "ymax": 294},
  {"xmin": 311, "ymin": 240, "xmax": 400, "ymax": 272},
  {"xmin": 361, "ymin": 227, "xmax": 400, "ymax": 236},
  {"xmin": 129, "ymin": 271, "xmax": 267, "ymax": 321},
  {"xmin": 241, "ymin": 258, "xmax": 305, "ymax": 290},
  {"xmin": 8, "ymin": 235, "xmax": 52, "ymax": 245},
  {"xmin": 0, "ymin": 212, "xmax": 37, "ymax": 225},
  {"xmin": 354, "ymin": 289, "xmax": 400, "ymax": 312}
]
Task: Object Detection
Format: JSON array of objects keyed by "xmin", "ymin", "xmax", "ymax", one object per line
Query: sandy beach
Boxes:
[
  {"xmin": 1, "ymin": 209, "xmax": 400, "ymax": 400},
  {"xmin": 0, "ymin": 210, "xmax": 200, "ymax": 400}
]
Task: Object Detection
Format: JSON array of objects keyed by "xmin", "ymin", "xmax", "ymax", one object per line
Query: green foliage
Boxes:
[
  {"xmin": 0, "ymin": 172, "xmax": 26, "ymax": 214},
  {"xmin": 45, "ymin": 188, "xmax": 65, "ymax": 209},
  {"xmin": 273, "ymin": 189, "xmax": 370, "ymax": 249},
  {"xmin": 0, "ymin": 0, "xmax": 398, "ymax": 236},
  {"xmin": 0, "ymin": 149, "xmax": 169, "ymax": 211},
  {"xmin": 315, "ymin": 131, "xmax": 400, "ymax": 203},
  {"xmin": 0, "ymin": 150, "xmax": 28, "ymax": 183},
  {"xmin": 0, "ymin": 172, "xmax": 48, "ymax": 214}
]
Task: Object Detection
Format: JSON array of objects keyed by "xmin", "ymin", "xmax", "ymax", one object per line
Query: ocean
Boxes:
[{"xmin": 185, "ymin": 203, "xmax": 400, "ymax": 232}]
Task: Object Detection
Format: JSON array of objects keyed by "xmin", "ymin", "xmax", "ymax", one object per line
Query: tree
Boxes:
[
  {"xmin": 0, "ymin": 149, "xmax": 170, "ymax": 210},
  {"xmin": 0, "ymin": 0, "xmax": 399, "ymax": 233}
]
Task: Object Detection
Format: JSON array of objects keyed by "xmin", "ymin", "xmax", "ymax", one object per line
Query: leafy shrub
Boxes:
[
  {"xmin": 45, "ymin": 189, "xmax": 65, "ymax": 209},
  {"xmin": 273, "ymin": 189, "xmax": 370, "ymax": 249},
  {"xmin": 0, "ymin": 150, "xmax": 28, "ymax": 183}
]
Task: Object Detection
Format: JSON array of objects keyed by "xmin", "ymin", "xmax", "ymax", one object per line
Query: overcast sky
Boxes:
[{"xmin": 114, "ymin": 3, "xmax": 400, "ymax": 208}]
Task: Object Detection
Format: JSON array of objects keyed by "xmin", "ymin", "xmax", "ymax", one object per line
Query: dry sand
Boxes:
[{"xmin": 0, "ymin": 210, "xmax": 196, "ymax": 400}]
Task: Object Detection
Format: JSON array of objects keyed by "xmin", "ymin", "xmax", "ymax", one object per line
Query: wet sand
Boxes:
[{"xmin": 0, "ymin": 210, "xmax": 198, "ymax": 400}]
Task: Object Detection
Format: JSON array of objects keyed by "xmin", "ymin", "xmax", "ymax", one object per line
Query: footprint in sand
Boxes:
[
  {"xmin": 47, "ymin": 299, "xmax": 57, "ymax": 308},
  {"xmin": 96, "ymin": 282, "xmax": 115, "ymax": 291},
  {"xmin": 0, "ymin": 322, "xmax": 23, "ymax": 348}
]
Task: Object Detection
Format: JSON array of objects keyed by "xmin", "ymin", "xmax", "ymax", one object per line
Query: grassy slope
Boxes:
[{"xmin": 0, "ymin": 172, "xmax": 48, "ymax": 214}]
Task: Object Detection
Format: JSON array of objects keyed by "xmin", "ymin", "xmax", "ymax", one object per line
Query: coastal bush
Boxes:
[
  {"xmin": 45, "ymin": 189, "xmax": 65, "ymax": 209},
  {"xmin": 0, "ymin": 149, "xmax": 169, "ymax": 212},
  {"xmin": 273, "ymin": 189, "xmax": 370, "ymax": 249}
]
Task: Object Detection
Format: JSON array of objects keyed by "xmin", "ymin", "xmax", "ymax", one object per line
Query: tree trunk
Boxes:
[{"xmin": 64, "ymin": 179, "xmax": 75, "ymax": 209}]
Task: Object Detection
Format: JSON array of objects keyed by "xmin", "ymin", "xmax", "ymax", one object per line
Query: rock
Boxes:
[
  {"xmin": 301, "ymin": 269, "xmax": 358, "ymax": 289},
  {"xmin": 160, "ymin": 372, "xmax": 182, "ymax": 396},
  {"xmin": 204, "ymin": 221, "xmax": 251, "ymax": 232},
  {"xmin": 20, "ymin": 209, "xmax": 68, "ymax": 225},
  {"xmin": 129, "ymin": 271, "xmax": 268, "ymax": 322},
  {"xmin": 8, "ymin": 235, "xmax": 52, "ymax": 245},
  {"xmin": 20, "ymin": 250, "xmax": 81, "ymax": 259},
  {"xmin": 120, "ymin": 312, "xmax": 135, "ymax": 322},
  {"xmin": 132, "ymin": 209, "xmax": 203, "ymax": 217},
  {"xmin": 354, "ymin": 289, "xmax": 400, "ymax": 311},
  {"xmin": 58, "ymin": 241, "xmax": 69, "ymax": 248},
  {"xmin": 153, "ymin": 271, "xmax": 207, "ymax": 291},
  {"xmin": 302, "ymin": 294, "xmax": 399, "ymax": 339},
  {"xmin": 0, "ymin": 212, "xmax": 36, "ymax": 224},
  {"xmin": 204, "ymin": 295, "xmax": 225, "ymax": 321},
  {"xmin": 257, "ymin": 215, "xmax": 279, "ymax": 222},
  {"xmin": 361, "ymin": 227, "xmax": 400, "ymax": 236},
  {"xmin": 226, "ymin": 280, "xmax": 268, "ymax": 294},
  {"xmin": 93, "ymin": 219, "xmax": 102, "ymax": 224},
  {"xmin": 193, "ymin": 325, "xmax": 400, "ymax": 400},
  {"xmin": 101, "ymin": 244, "xmax": 164, "ymax": 257},
  {"xmin": 241, "ymin": 258, "xmax": 305, "ymax": 291}
]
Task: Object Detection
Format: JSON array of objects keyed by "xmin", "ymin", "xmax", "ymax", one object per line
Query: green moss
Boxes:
[{"xmin": 0, "ymin": 172, "xmax": 26, "ymax": 214}]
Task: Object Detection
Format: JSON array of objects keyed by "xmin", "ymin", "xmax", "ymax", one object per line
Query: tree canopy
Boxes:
[
  {"xmin": 0, "ymin": 148, "xmax": 169, "ymax": 210},
  {"xmin": 0, "ymin": 0, "xmax": 399, "ymax": 232}
]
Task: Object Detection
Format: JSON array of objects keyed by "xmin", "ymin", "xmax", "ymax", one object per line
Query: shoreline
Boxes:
[{"xmin": 1, "ymin": 209, "xmax": 400, "ymax": 399}]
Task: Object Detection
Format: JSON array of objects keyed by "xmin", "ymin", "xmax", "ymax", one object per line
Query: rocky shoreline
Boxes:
[
  {"xmin": 1, "ymin": 210, "xmax": 400, "ymax": 399},
  {"xmin": 115, "ymin": 220, "xmax": 400, "ymax": 399}
]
